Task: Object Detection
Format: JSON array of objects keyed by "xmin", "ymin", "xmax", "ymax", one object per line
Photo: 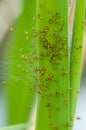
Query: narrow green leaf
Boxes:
[
  {"xmin": 70, "ymin": 0, "xmax": 85, "ymax": 125},
  {"xmin": 35, "ymin": 0, "xmax": 69, "ymax": 130}
]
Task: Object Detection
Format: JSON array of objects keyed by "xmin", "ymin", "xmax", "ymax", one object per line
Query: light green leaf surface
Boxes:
[
  {"xmin": 35, "ymin": 0, "xmax": 69, "ymax": 130},
  {"xmin": 5, "ymin": 0, "xmax": 37, "ymax": 125},
  {"xmin": 2, "ymin": 0, "xmax": 85, "ymax": 129}
]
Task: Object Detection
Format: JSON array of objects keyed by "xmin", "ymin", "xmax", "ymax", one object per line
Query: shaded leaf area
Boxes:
[
  {"xmin": 5, "ymin": 0, "xmax": 38, "ymax": 125},
  {"xmin": 0, "ymin": 124, "xmax": 26, "ymax": 130}
]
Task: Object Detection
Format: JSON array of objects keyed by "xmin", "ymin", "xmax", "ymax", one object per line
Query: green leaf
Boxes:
[
  {"xmin": 70, "ymin": 0, "xmax": 85, "ymax": 125},
  {"xmin": 35, "ymin": 0, "xmax": 69, "ymax": 130},
  {"xmin": 5, "ymin": 0, "xmax": 37, "ymax": 124}
]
